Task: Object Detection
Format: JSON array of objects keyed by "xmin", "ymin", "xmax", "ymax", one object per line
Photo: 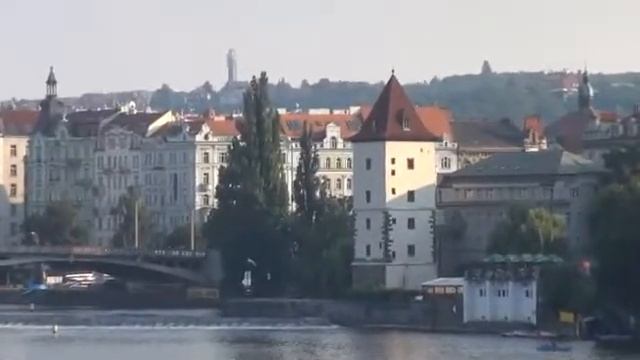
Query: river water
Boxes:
[{"xmin": 0, "ymin": 309, "xmax": 634, "ymax": 360}]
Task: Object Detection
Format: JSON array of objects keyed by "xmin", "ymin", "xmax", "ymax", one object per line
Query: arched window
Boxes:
[
  {"xmin": 330, "ymin": 137, "xmax": 338, "ymax": 149},
  {"xmin": 336, "ymin": 178, "xmax": 342, "ymax": 190},
  {"xmin": 336, "ymin": 158, "xmax": 342, "ymax": 169},
  {"xmin": 325, "ymin": 157, "xmax": 331, "ymax": 169},
  {"xmin": 346, "ymin": 178, "xmax": 352, "ymax": 190},
  {"xmin": 346, "ymin": 158, "xmax": 352, "ymax": 169},
  {"xmin": 203, "ymin": 194, "xmax": 210, "ymax": 206},
  {"xmin": 441, "ymin": 157, "xmax": 451, "ymax": 170}
]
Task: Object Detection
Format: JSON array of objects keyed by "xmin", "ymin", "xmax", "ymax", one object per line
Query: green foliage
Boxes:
[
  {"xmin": 22, "ymin": 200, "xmax": 89, "ymax": 246},
  {"xmin": 381, "ymin": 211, "xmax": 394, "ymax": 262},
  {"xmin": 541, "ymin": 264, "xmax": 596, "ymax": 314},
  {"xmin": 591, "ymin": 179, "xmax": 640, "ymax": 313},
  {"xmin": 487, "ymin": 205, "xmax": 566, "ymax": 255},
  {"xmin": 111, "ymin": 187, "xmax": 155, "ymax": 249},
  {"xmin": 206, "ymin": 72, "xmax": 290, "ymax": 296},
  {"xmin": 164, "ymin": 223, "xmax": 205, "ymax": 250},
  {"xmin": 293, "ymin": 121, "xmax": 320, "ymax": 225}
]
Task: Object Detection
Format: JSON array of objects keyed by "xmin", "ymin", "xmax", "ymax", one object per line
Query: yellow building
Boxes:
[
  {"xmin": 351, "ymin": 74, "xmax": 439, "ymax": 290},
  {"xmin": 0, "ymin": 110, "xmax": 38, "ymax": 245}
]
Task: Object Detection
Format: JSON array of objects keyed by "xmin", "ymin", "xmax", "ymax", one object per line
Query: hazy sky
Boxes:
[{"xmin": 1, "ymin": 0, "xmax": 638, "ymax": 99}]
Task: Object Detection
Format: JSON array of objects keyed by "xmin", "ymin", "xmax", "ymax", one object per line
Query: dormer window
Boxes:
[{"xmin": 400, "ymin": 109, "xmax": 410, "ymax": 131}]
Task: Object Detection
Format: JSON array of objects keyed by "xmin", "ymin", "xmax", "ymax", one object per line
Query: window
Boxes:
[
  {"xmin": 203, "ymin": 151, "xmax": 210, "ymax": 164},
  {"xmin": 336, "ymin": 158, "xmax": 342, "ymax": 169},
  {"xmin": 347, "ymin": 158, "xmax": 352, "ymax": 169},
  {"xmin": 325, "ymin": 157, "xmax": 331, "ymax": 169},
  {"xmin": 408, "ymin": 217, "xmax": 416, "ymax": 229},
  {"xmin": 203, "ymin": 194, "xmax": 210, "ymax": 206},
  {"xmin": 392, "ymin": 251, "xmax": 396, "ymax": 260},
  {"xmin": 336, "ymin": 178, "xmax": 342, "ymax": 190},
  {"xmin": 218, "ymin": 152, "xmax": 228, "ymax": 163},
  {"xmin": 346, "ymin": 178, "xmax": 352, "ymax": 190},
  {"xmin": 133, "ymin": 155, "xmax": 139, "ymax": 168},
  {"xmin": 391, "ymin": 158, "xmax": 396, "ymax": 165},
  {"xmin": 401, "ymin": 116, "xmax": 409, "ymax": 131},
  {"xmin": 10, "ymin": 204, "xmax": 16, "ymax": 217},
  {"xmin": 9, "ymin": 145, "xmax": 17, "ymax": 157},
  {"xmin": 391, "ymin": 188, "xmax": 396, "ymax": 195},
  {"xmin": 365, "ymin": 190, "xmax": 371, "ymax": 203},
  {"xmin": 441, "ymin": 157, "xmax": 451, "ymax": 170},
  {"xmin": 479, "ymin": 289, "xmax": 486, "ymax": 297},
  {"xmin": 203, "ymin": 172, "xmax": 210, "ymax": 185},
  {"xmin": 407, "ymin": 190, "xmax": 415, "ymax": 203},
  {"xmin": 97, "ymin": 156, "xmax": 104, "ymax": 169},
  {"xmin": 157, "ymin": 153, "xmax": 164, "ymax": 166},
  {"xmin": 365, "ymin": 158, "xmax": 371, "ymax": 170},
  {"xmin": 407, "ymin": 158, "xmax": 415, "ymax": 170},
  {"xmin": 325, "ymin": 178, "xmax": 332, "ymax": 190},
  {"xmin": 571, "ymin": 187, "xmax": 580, "ymax": 198},
  {"xmin": 366, "ymin": 244, "xmax": 371, "ymax": 257},
  {"xmin": 391, "ymin": 169, "xmax": 396, "ymax": 176},
  {"xmin": 10, "ymin": 222, "xmax": 17, "ymax": 236},
  {"xmin": 9, "ymin": 165, "xmax": 17, "ymax": 177},
  {"xmin": 9, "ymin": 184, "xmax": 16, "ymax": 197},
  {"xmin": 366, "ymin": 218, "xmax": 371, "ymax": 230},
  {"xmin": 330, "ymin": 137, "xmax": 338, "ymax": 149},
  {"xmin": 407, "ymin": 244, "xmax": 415, "ymax": 257},
  {"xmin": 525, "ymin": 289, "xmax": 531, "ymax": 298}
]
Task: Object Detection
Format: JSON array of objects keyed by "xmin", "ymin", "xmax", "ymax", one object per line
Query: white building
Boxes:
[
  {"xmin": 351, "ymin": 74, "xmax": 439, "ymax": 290},
  {"xmin": 463, "ymin": 269, "xmax": 538, "ymax": 325}
]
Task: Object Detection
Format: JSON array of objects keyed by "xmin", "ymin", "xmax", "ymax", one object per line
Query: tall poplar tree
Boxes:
[{"xmin": 206, "ymin": 72, "xmax": 289, "ymax": 295}]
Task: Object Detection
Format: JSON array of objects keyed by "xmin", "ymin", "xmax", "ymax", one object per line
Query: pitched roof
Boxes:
[
  {"xmin": 545, "ymin": 109, "xmax": 598, "ymax": 153},
  {"xmin": 451, "ymin": 119, "xmax": 523, "ymax": 149},
  {"xmin": 445, "ymin": 149, "xmax": 604, "ymax": 179},
  {"xmin": 208, "ymin": 118, "xmax": 240, "ymax": 137},
  {"xmin": 415, "ymin": 106, "xmax": 453, "ymax": 139},
  {"xmin": 104, "ymin": 112, "xmax": 168, "ymax": 136},
  {"xmin": 279, "ymin": 113, "xmax": 360, "ymax": 139},
  {"xmin": 66, "ymin": 109, "xmax": 120, "ymax": 137},
  {"xmin": 0, "ymin": 110, "xmax": 39, "ymax": 136},
  {"xmin": 350, "ymin": 75, "xmax": 438, "ymax": 142}
]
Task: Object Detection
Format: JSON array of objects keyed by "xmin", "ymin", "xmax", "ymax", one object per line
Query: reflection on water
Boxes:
[{"xmin": 0, "ymin": 326, "xmax": 633, "ymax": 360}]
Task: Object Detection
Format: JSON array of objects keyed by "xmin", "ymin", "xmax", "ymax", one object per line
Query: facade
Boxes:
[
  {"xmin": 0, "ymin": 110, "xmax": 39, "ymax": 245},
  {"xmin": 351, "ymin": 74, "xmax": 439, "ymax": 290},
  {"xmin": 437, "ymin": 150, "xmax": 604, "ymax": 275},
  {"xmin": 463, "ymin": 268, "xmax": 538, "ymax": 325}
]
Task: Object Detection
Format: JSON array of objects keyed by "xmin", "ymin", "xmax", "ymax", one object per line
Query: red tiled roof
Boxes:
[
  {"xmin": 279, "ymin": 113, "xmax": 359, "ymax": 139},
  {"xmin": 350, "ymin": 75, "xmax": 438, "ymax": 142},
  {"xmin": 0, "ymin": 110, "xmax": 39, "ymax": 136},
  {"xmin": 545, "ymin": 109, "xmax": 619, "ymax": 153},
  {"xmin": 523, "ymin": 115, "xmax": 543, "ymax": 134},
  {"xmin": 415, "ymin": 106, "xmax": 452, "ymax": 139},
  {"xmin": 207, "ymin": 118, "xmax": 240, "ymax": 137}
]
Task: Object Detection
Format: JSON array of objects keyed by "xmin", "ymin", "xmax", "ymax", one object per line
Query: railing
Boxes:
[{"xmin": 0, "ymin": 246, "xmax": 206, "ymax": 259}]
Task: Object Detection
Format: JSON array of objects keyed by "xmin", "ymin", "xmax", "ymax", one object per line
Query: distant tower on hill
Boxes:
[
  {"xmin": 227, "ymin": 49, "xmax": 238, "ymax": 84},
  {"xmin": 481, "ymin": 60, "xmax": 493, "ymax": 75}
]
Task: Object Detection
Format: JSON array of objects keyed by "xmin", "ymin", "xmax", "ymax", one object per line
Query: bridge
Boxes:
[{"xmin": 0, "ymin": 246, "xmax": 222, "ymax": 285}]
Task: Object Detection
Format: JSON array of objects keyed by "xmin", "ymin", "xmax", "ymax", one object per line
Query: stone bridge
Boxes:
[{"xmin": 0, "ymin": 246, "xmax": 222, "ymax": 285}]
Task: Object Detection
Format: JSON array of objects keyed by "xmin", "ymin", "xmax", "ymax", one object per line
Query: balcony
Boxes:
[{"xmin": 197, "ymin": 183, "xmax": 213, "ymax": 193}]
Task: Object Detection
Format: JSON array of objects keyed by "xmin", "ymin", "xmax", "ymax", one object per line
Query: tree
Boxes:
[
  {"xmin": 22, "ymin": 200, "xmax": 89, "ymax": 246},
  {"xmin": 590, "ymin": 177, "xmax": 640, "ymax": 314},
  {"xmin": 164, "ymin": 224, "xmax": 205, "ymax": 250},
  {"xmin": 293, "ymin": 121, "xmax": 320, "ymax": 225},
  {"xmin": 206, "ymin": 72, "xmax": 290, "ymax": 296},
  {"xmin": 381, "ymin": 210, "xmax": 394, "ymax": 262},
  {"xmin": 111, "ymin": 187, "xmax": 154, "ymax": 249},
  {"xmin": 487, "ymin": 205, "xmax": 566, "ymax": 255}
]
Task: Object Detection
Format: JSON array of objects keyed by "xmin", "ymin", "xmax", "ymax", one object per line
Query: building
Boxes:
[
  {"xmin": 463, "ymin": 266, "xmax": 538, "ymax": 325},
  {"xmin": 437, "ymin": 149, "xmax": 604, "ymax": 275},
  {"xmin": 0, "ymin": 110, "xmax": 39, "ymax": 245},
  {"xmin": 227, "ymin": 49, "xmax": 238, "ymax": 84},
  {"xmin": 546, "ymin": 70, "xmax": 619, "ymax": 159},
  {"xmin": 351, "ymin": 74, "xmax": 439, "ymax": 290}
]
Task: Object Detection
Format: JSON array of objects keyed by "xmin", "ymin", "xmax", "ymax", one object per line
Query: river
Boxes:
[{"xmin": 0, "ymin": 309, "xmax": 634, "ymax": 360}]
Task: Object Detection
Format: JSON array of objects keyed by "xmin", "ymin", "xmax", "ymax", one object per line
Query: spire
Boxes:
[
  {"xmin": 226, "ymin": 49, "xmax": 237, "ymax": 84},
  {"xmin": 350, "ymin": 74, "xmax": 437, "ymax": 143},
  {"xmin": 46, "ymin": 66, "xmax": 57, "ymax": 98},
  {"xmin": 578, "ymin": 69, "xmax": 593, "ymax": 110}
]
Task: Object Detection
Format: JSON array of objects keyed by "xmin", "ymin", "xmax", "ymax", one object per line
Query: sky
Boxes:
[{"xmin": 0, "ymin": 0, "xmax": 638, "ymax": 99}]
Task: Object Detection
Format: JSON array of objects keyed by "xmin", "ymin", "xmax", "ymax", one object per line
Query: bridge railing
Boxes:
[{"xmin": 0, "ymin": 246, "xmax": 207, "ymax": 259}]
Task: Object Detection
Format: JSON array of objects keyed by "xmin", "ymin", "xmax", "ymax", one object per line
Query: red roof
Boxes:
[
  {"xmin": 523, "ymin": 115, "xmax": 543, "ymax": 134},
  {"xmin": 279, "ymin": 113, "xmax": 360, "ymax": 139},
  {"xmin": 207, "ymin": 118, "xmax": 240, "ymax": 137},
  {"xmin": 0, "ymin": 110, "xmax": 39, "ymax": 136},
  {"xmin": 350, "ymin": 75, "xmax": 438, "ymax": 142},
  {"xmin": 415, "ymin": 106, "xmax": 452, "ymax": 139}
]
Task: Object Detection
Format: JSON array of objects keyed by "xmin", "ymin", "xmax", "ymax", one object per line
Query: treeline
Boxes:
[{"xmin": 147, "ymin": 71, "xmax": 640, "ymax": 123}]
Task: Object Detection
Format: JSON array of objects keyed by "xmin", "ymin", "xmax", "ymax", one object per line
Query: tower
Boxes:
[
  {"xmin": 350, "ymin": 73, "xmax": 440, "ymax": 290},
  {"xmin": 226, "ymin": 49, "xmax": 237, "ymax": 84},
  {"xmin": 46, "ymin": 66, "xmax": 57, "ymax": 98},
  {"xmin": 578, "ymin": 70, "xmax": 593, "ymax": 110}
]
